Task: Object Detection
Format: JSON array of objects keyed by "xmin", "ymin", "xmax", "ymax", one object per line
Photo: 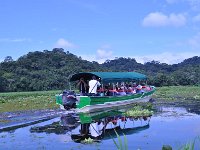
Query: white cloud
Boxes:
[
  {"xmin": 80, "ymin": 48, "xmax": 114, "ymax": 64},
  {"xmin": 81, "ymin": 51, "xmax": 199, "ymax": 64},
  {"xmin": 188, "ymin": 32, "xmax": 200, "ymax": 47},
  {"xmin": 0, "ymin": 38, "xmax": 31, "ymax": 42},
  {"xmin": 96, "ymin": 49, "xmax": 114, "ymax": 63},
  {"xmin": 96, "ymin": 49, "xmax": 113, "ymax": 59},
  {"xmin": 80, "ymin": 54, "xmax": 96, "ymax": 62},
  {"xmin": 142, "ymin": 12, "xmax": 186, "ymax": 27},
  {"xmin": 133, "ymin": 52, "xmax": 200, "ymax": 64},
  {"xmin": 55, "ymin": 38, "xmax": 76, "ymax": 48}
]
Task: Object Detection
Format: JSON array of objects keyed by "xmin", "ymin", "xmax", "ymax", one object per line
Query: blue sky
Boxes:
[{"xmin": 0, "ymin": 0, "xmax": 200, "ymax": 64}]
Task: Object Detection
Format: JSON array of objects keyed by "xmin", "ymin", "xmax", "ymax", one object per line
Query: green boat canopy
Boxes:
[{"xmin": 70, "ymin": 72, "xmax": 147, "ymax": 82}]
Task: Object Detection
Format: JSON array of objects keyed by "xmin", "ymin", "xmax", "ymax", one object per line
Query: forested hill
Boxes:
[
  {"xmin": 0, "ymin": 48, "xmax": 200, "ymax": 92},
  {"xmin": 0, "ymin": 48, "xmax": 106, "ymax": 92}
]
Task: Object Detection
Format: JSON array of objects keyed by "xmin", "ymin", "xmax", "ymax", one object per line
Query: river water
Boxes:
[{"xmin": 1, "ymin": 101, "xmax": 200, "ymax": 150}]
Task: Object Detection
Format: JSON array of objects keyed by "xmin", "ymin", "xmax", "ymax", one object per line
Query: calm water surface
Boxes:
[{"xmin": 1, "ymin": 104, "xmax": 200, "ymax": 150}]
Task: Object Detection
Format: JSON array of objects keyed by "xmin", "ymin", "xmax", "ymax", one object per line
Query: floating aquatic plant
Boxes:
[
  {"xmin": 193, "ymin": 95, "xmax": 200, "ymax": 100},
  {"xmin": 82, "ymin": 137, "xmax": 94, "ymax": 144},
  {"xmin": 124, "ymin": 105, "xmax": 153, "ymax": 117}
]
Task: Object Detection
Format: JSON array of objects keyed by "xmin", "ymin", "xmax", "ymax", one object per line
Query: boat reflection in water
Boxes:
[
  {"xmin": 71, "ymin": 110, "xmax": 151, "ymax": 143},
  {"xmin": 30, "ymin": 113, "xmax": 80, "ymax": 134},
  {"xmin": 30, "ymin": 109, "xmax": 151, "ymax": 143}
]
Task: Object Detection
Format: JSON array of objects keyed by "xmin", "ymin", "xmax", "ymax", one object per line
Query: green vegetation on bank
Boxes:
[
  {"xmin": 154, "ymin": 86, "xmax": 200, "ymax": 101},
  {"xmin": 0, "ymin": 90, "xmax": 61, "ymax": 112},
  {"xmin": 0, "ymin": 86, "xmax": 200, "ymax": 113}
]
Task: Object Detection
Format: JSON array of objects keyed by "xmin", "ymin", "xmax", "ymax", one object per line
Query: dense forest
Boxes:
[{"xmin": 0, "ymin": 48, "xmax": 200, "ymax": 92}]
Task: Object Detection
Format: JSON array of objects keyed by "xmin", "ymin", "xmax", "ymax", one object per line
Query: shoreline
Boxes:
[{"xmin": 0, "ymin": 86, "xmax": 199, "ymax": 113}]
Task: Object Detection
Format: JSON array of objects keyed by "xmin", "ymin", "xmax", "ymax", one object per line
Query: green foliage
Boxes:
[
  {"xmin": 0, "ymin": 48, "xmax": 105, "ymax": 92},
  {"xmin": 111, "ymin": 129, "xmax": 128, "ymax": 150},
  {"xmin": 179, "ymin": 136, "xmax": 200, "ymax": 150},
  {"xmin": 162, "ymin": 145, "xmax": 172, "ymax": 150},
  {"xmin": 154, "ymin": 86, "xmax": 200, "ymax": 101},
  {"xmin": 0, "ymin": 76, "xmax": 8, "ymax": 92},
  {"xmin": 124, "ymin": 105, "xmax": 153, "ymax": 117},
  {"xmin": 0, "ymin": 48, "xmax": 200, "ymax": 92}
]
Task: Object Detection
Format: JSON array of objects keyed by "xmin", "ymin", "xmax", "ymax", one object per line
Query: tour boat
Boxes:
[{"xmin": 55, "ymin": 72, "xmax": 155, "ymax": 113}]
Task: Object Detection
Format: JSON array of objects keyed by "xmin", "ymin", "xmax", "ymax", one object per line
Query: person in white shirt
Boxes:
[
  {"xmin": 89, "ymin": 121, "xmax": 104, "ymax": 138},
  {"xmin": 88, "ymin": 76, "xmax": 100, "ymax": 94}
]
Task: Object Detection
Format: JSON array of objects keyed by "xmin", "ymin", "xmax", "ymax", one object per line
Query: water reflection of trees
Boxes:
[
  {"xmin": 155, "ymin": 100, "xmax": 200, "ymax": 115},
  {"xmin": 176, "ymin": 100, "xmax": 200, "ymax": 115}
]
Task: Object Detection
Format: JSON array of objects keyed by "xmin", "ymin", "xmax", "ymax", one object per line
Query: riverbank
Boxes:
[
  {"xmin": 0, "ymin": 86, "xmax": 200, "ymax": 113},
  {"xmin": 0, "ymin": 90, "xmax": 61, "ymax": 113},
  {"xmin": 154, "ymin": 86, "xmax": 200, "ymax": 101}
]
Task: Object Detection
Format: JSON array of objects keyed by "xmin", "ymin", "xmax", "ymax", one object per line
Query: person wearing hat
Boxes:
[{"xmin": 136, "ymin": 84, "xmax": 144, "ymax": 94}]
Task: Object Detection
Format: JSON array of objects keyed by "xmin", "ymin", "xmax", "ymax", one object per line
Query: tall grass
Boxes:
[
  {"xmin": 111, "ymin": 129, "xmax": 128, "ymax": 150},
  {"xmin": 179, "ymin": 136, "xmax": 200, "ymax": 150}
]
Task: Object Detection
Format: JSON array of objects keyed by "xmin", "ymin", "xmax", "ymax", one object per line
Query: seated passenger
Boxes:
[
  {"xmin": 117, "ymin": 87, "xmax": 126, "ymax": 96},
  {"xmin": 136, "ymin": 85, "xmax": 144, "ymax": 94},
  {"xmin": 120, "ymin": 82, "xmax": 127, "ymax": 91},
  {"xmin": 108, "ymin": 87, "xmax": 118, "ymax": 96},
  {"xmin": 102, "ymin": 85, "xmax": 109, "ymax": 96},
  {"xmin": 141, "ymin": 83, "xmax": 151, "ymax": 92},
  {"xmin": 142, "ymin": 86, "xmax": 151, "ymax": 92},
  {"xmin": 97, "ymin": 87, "xmax": 105, "ymax": 96},
  {"xmin": 145, "ymin": 86, "xmax": 151, "ymax": 91},
  {"xmin": 126, "ymin": 85, "xmax": 136, "ymax": 94}
]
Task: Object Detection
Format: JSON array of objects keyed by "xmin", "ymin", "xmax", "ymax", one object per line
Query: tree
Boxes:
[
  {"xmin": 0, "ymin": 49, "xmax": 199, "ymax": 92},
  {"xmin": 4, "ymin": 56, "xmax": 13, "ymax": 62},
  {"xmin": 0, "ymin": 76, "xmax": 8, "ymax": 92}
]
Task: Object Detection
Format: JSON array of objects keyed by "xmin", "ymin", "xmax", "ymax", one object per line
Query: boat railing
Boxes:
[{"xmin": 76, "ymin": 85, "xmax": 155, "ymax": 97}]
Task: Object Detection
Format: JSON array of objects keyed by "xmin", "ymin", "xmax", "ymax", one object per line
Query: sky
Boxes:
[{"xmin": 1, "ymin": 0, "xmax": 200, "ymax": 64}]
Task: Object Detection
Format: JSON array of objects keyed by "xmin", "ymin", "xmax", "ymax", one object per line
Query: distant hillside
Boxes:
[
  {"xmin": 0, "ymin": 48, "xmax": 199, "ymax": 92},
  {"xmin": 102, "ymin": 56, "xmax": 200, "ymax": 87},
  {"xmin": 0, "ymin": 48, "xmax": 106, "ymax": 92}
]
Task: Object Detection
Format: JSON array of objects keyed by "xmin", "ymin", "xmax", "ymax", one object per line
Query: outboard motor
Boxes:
[
  {"xmin": 60, "ymin": 114, "xmax": 80, "ymax": 131},
  {"xmin": 62, "ymin": 90, "xmax": 77, "ymax": 110}
]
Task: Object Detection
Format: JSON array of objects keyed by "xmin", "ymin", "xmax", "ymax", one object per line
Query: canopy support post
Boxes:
[{"xmin": 112, "ymin": 83, "xmax": 115, "ymax": 96}]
